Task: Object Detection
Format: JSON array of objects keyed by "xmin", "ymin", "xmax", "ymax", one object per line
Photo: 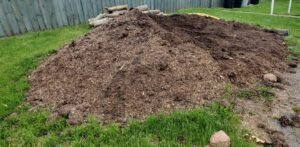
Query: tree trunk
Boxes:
[
  {"xmin": 105, "ymin": 5, "xmax": 128, "ymax": 13},
  {"xmin": 136, "ymin": 5, "xmax": 148, "ymax": 11},
  {"xmin": 91, "ymin": 18, "xmax": 113, "ymax": 27},
  {"xmin": 88, "ymin": 13, "xmax": 105, "ymax": 22},
  {"xmin": 142, "ymin": 10, "xmax": 160, "ymax": 14}
]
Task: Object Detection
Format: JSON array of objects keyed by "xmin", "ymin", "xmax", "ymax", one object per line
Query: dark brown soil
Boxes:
[
  {"xmin": 27, "ymin": 10, "xmax": 288, "ymax": 124},
  {"xmin": 279, "ymin": 115, "xmax": 300, "ymax": 128},
  {"xmin": 279, "ymin": 116, "xmax": 293, "ymax": 127}
]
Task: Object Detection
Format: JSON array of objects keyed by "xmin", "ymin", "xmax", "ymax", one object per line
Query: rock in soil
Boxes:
[
  {"xmin": 27, "ymin": 10, "xmax": 288, "ymax": 124},
  {"xmin": 209, "ymin": 130, "xmax": 230, "ymax": 147},
  {"xmin": 263, "ymin": 73, "xmax": 278, "ymax": 83}
]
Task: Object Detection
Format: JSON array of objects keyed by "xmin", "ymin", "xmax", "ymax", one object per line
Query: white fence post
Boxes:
[
  {"xmin": 270, "ymin": 0, "xmax": 275, "ymax": 15},
  {"xmin": 288, "ymin": 0, "xmax": 292, "ymax": 14}
]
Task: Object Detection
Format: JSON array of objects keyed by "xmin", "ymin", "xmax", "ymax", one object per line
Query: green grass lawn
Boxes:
[
  {"xmin": 232, "ymin": 0, "xmax": 300, "ymax": 16},
  {"xmin": 0, "ymin": 25, "xmax": 90, "ymax": 119}
]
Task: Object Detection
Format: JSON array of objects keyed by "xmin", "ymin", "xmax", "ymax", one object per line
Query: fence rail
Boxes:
[{"xmin": 0, "ymin": 0, "xmax": 224, "ymax": 37}]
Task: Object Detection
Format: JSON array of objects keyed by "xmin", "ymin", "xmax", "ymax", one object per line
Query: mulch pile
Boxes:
[{"xmin": 27, "ymin": 10, "xmax": 287, "ymax": 124}]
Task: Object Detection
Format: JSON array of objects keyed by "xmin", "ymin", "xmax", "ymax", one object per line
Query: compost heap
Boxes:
[{"xmin": 27, "ymin": 10, "xmax": 287, "ymax": 124}]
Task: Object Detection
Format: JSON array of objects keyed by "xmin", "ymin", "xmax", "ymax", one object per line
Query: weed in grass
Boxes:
[
  {"xmin": 236, "ymin": 91, "xmax": 257, "ymax": 100},
  {"xmin": 272, "ymin": 115, "xmax": 280, "ymax": 120},
  {"xmin": 223, "ymin": 83, "xmax": 237, "ymax": 107},
  {"xmin": 257, "ymin": 86, "xmax": 274, "ymax": 102},
  {"xmin": 223, "ymin": 83, "xmax": 233, "ymax": 99},
  {"xmin": 47, "ymin": 49, "xmax": 58, "ymax": 55},
  {"xmin": 235, "ymin": 86, "xmax": 274, "ymax": 102},
  {"xmin": 221, "ymin": 83, "xmax": 272, "ymax": 105}
]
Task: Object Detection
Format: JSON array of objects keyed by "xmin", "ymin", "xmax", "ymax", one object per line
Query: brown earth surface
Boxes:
[{"xmin": 27, "ymin": 10, "xmax": 288, "ymax": 124}]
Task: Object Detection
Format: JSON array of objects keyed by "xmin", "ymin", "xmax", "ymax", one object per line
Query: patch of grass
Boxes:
[
  {"xmin": 293, "ymin": 106, "xmax": 300, "ymax": 114},
  {"xmin": 0, "ymin": 103, "xmax": 254, "ymax": 146},
  {"xmin": 0, "ymin": 25, "xmax": 89, "ymax": 119},
  {"xmin": 236, "ymin": 86, "xmax": 274, "ymax": 102},
  {"xmin": 222, "ymin": 82, "xmax": 273, "ymax": 102},
  {"xmin": 236, "ymin": 91, "xmax": 257, "ymax": 99},
  {"xmin": 177, "ymin": 5, "xmax": 300, "ymax": 56},
  {"xmin": 257, "ymin": 86, "xmax": 274, "ymax": 101},
  {"xmin": 223, "ymin": 83, "xmax": 233, "ymax": 99}
]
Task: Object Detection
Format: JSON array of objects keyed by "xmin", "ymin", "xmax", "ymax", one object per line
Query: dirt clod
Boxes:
[
  {"xmin": 279, "ymin": 116, "xmax": 293, "ymax": 127},
  {"xmin": 27, "ymin": 10, "xmax": 287, "ymax": 124},
  {"xmin": 258, "ymin": 123, "xmax": 289, "ymax": 147},
  {"xmin": 288, "ymin": 62, "xmax": 297, "ymax": 68}
]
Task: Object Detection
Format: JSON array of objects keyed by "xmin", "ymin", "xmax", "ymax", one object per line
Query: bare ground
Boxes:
[{"xmin": 237, "ymin": 65, "xmax": 300, "ymax": 146}]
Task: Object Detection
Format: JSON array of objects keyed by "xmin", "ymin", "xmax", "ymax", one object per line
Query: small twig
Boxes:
[{"xmin": 119, "ymin": 64, "xmax": 125, "ymax": 71}]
